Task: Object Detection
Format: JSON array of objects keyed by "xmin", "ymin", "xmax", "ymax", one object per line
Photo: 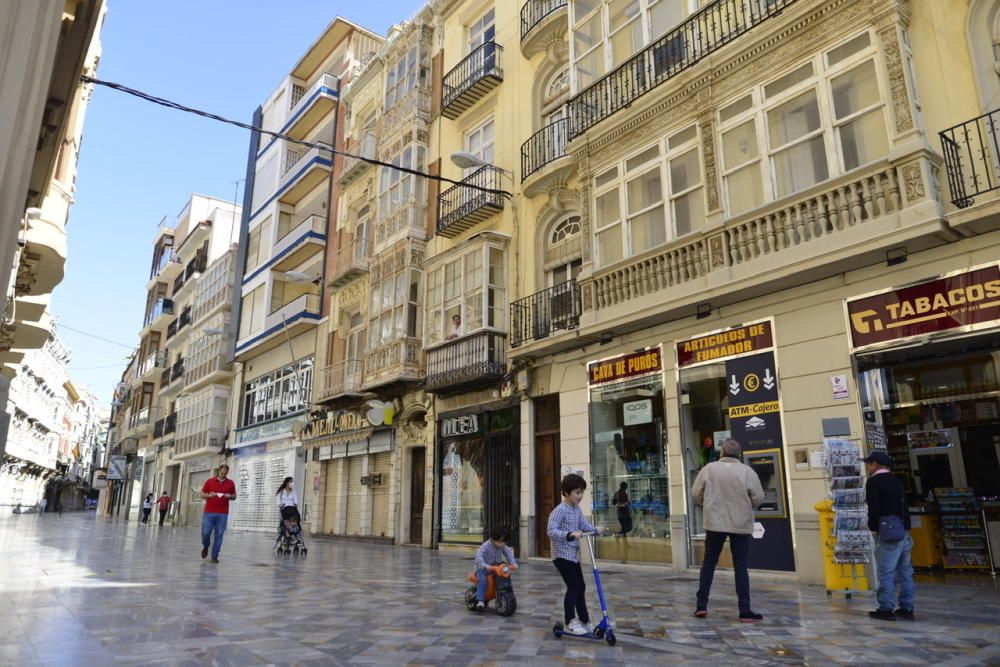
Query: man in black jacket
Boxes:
[{"xmin": 863, "ymin": 451, "xmax": 915, "ymax": 621}]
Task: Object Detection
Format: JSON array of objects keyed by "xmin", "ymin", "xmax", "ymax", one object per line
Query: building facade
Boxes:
[
  {"xmin": 117, "ymin": 195, "xmax": 241, "ymax": 522},
  {"xmin": 0, "ymin": 0, "xmax": 105, "ymax": 455},
  {"xmin": 233, "ymin": 19, "xmax": 382, "ymax": 533},
  {"xmin": 503, "ymin": 0, "xmax": 1000, "ymax": 586}
]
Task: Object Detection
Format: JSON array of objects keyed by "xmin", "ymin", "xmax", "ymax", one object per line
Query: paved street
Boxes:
[{"xmin": 1, "ymin": 514, "xmax": 999, "ymax": 666}]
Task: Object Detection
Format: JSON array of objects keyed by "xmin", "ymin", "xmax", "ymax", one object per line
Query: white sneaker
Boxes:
[{"xmin": 566, "ymin": 619, "xmax": 589, "ymax": 636}]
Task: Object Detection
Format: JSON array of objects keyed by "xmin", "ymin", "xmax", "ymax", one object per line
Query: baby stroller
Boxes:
[{"xmin": 274, "ymin": 506, "xmax": 307, "ymax": 556}]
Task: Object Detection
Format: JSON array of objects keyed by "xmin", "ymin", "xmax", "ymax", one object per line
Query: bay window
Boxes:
[
  {"xmin": 718, "ymin": 31, "xmax": 889, "ymax": 216},
  {"xmin": 379, "ymin": 145, "xmax": 427, "ymax": 218},
  {"xmin": 425, "ymin": 244, "xmax": 507, "ymax": 347},
  {"xmin": 592, "ymin": 125, "xmax": 703, "ymax": 268},
  {"xmin": 369, "ymin": 260, "xmax": 421, "ymax": 350},
  {"xmin": 384, "ymin": 45, "xmax": 424, "ymax": 110}
]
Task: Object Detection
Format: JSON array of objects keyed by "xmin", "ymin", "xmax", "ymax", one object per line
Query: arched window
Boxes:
[
  {"xmin": 541, "ymin": 66, "xmax": 571, "ymax": 129},
  {"xmin": 546, "ymin": 215, "xmax": 583, "ymax": 286}
]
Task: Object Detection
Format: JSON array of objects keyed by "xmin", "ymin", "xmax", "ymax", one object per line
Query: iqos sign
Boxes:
[{"xmin": 440, "ymin": 415, "xmax": 479, "ymax": 438}]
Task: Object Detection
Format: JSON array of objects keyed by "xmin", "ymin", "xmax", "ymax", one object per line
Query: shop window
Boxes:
[
  {"xmin": 588, "ymin": 366, "xmax": 669, "ymax": 563},
  {"xmin": 441, "ymin": 438, "xmax": 484, "ymax": 543}
]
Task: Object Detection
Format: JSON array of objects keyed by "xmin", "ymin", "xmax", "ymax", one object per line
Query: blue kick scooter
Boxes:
[{"xmin": 552, "ymin": 532, "xmax": 618, "ymax": 646}]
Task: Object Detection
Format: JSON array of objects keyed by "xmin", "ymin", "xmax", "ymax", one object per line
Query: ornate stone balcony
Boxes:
[
  {"xmin": 520, "ymin": 0, "xmax": 568, "ymax": 58},
  {"xmin": 316, "ymin": 359, "xmax": 366, "ymax": 402},
  {"xmin": 570, "ymin": 150, "xmax": 946, "ymax": 345},
  {"xmin": 362, "ymin": 337, "xmax": 423, "ymax": 390}
]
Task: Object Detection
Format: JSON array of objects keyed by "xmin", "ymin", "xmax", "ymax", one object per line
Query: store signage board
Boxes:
[
  {"xmin": 846, "ymin": 264, "xmax": 1000, "ymax": 349},
  {"xmin": 830, "ymin": 374, "xmax": 850, "ymax": 400},
  {"xmin": 676, "ymin": 322, "xmax": 773, "ymax": 368},
  {"xmin": 107, "ymin": 455, "xmax": 126, "ymax": 480},
  {"xmin": 441, "ymin": 414, "xmax": 480, "ymax": 438},
  {"xmin": 588, "ymin": 347, "xmax": 662, "ymax": 385},
  {"xmin": 301, "ymin": 409, "xmax": 369, "ymax": 440},
  {"xmin": 623, "ymin": 399, "xmax": 652, "ymax": 425}
]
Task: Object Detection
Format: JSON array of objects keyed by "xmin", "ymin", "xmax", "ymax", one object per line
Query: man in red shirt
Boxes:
[
  {"xmin": 200, "ymin": 464, "xmax": 237, "ymax": 563},
  {"xmin": 156, "ymin": 492, "xmax": 173, "ymax": 526}
]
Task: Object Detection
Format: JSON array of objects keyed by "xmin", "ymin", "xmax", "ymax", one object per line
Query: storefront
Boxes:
[
  {"xmin": 676, "ymin": 320, "xmax": 795, "ymax": 571},
  {"xmin": 182, "ymin": 457, "xmax": 214, "ymax": 527},
  {"xmin": 437, "ymin": 405, "xmax": 519, "ymax": 548},
  {"xmin": 306, "ymin": 405, "xmax": 397, "ymax": 540},
  {"xmin": 587, "ymin": 347, "xmax": 670, "ymax": 564},
  {"xmin": 230, "ymin": 437, "xmax": 300, "ymax": 532},
  {"xmin": 847, "ymin": 264, "xmax": 1000, "ymax": 574}
]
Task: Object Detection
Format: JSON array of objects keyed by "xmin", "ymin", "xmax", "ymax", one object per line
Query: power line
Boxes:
[
  {"xmin": 81, "ymin": 75, "xmax": 512, "ymax": 199},
  {"xmin": 57, "ymin": 324, "xmax": 135, "ymax": 350},
  {"xmin": 68, "ymin": 363, "xmax": 130, "ymax": 370}
]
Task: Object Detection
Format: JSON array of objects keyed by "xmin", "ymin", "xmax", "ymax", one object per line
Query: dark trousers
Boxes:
[
  {"xmin": 553, "ymin": 558, "xmax": 590, "ymax": 625},
  {"xmin": 696, "ymin": 531, "xmax": 752, "ymax": 613},
  {"xmin": 158, "ymin": 509, "xmax": 168, "ymax": 526},
  {"xmin": 141, "ymin": 508, "xmax": 151, "ymax": 524}
]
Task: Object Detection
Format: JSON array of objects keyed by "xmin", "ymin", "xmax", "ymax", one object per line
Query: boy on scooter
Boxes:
[
  {"xmin": 473, "ymin": 527, "xmax": 517, "ymax": 611},
  {"xmin": 547, "ymin": 473, "xmax": 606, "ymax": 635}
]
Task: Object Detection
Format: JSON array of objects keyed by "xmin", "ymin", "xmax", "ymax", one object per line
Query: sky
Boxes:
[{"xmin": 52, "ymin": 0, "xmax": 423, "ymax": 408}]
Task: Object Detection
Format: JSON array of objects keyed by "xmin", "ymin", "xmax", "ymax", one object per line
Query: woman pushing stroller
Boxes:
[
  {"xmin": 276, "ymin": 477, "xmax": 298, "ymax": 536},
  {"xmin": 274, "ymin": 477, "xmax": 307, "ymax": 556}
]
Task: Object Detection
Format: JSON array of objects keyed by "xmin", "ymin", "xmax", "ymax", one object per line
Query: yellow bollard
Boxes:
[{"xmin": 815, "ymin": 499, "xmax": 870, "ymax": 598}]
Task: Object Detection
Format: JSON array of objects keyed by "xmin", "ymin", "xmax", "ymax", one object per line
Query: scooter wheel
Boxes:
[
  {"xmin": 496, "ymin": 591, "xmax": 517, "ymax": 617},
  {"xmin": 593, "ymin": 626, "xmax": 604, "ymax": 638},
  {"xmin": 553, "ymin": 623, "xmax": 564, "ymax": 638},
  {"xmin": 605, "ymin": 630, "xmax": 617, "ymax": 646}
]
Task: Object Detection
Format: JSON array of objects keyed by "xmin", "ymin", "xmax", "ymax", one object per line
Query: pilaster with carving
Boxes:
[{"xmin": 698, "ymin": 112, "xmax": 721, "ymax": 213}]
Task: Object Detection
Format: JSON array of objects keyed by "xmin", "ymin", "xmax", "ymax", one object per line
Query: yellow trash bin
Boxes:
[{"xmin": 815, "ymin": 499, "xmax": 870, "ymax": 598}]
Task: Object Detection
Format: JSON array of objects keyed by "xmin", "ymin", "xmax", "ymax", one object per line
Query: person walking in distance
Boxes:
[
  {"xmin": 864, "ymin": 451, "xmax": 915, "ymax": 621},
  {"xmin": 275, "ymin": 477, "xmax": 298, "ymax": 537},
  {"xmin": 141, "ymin": 494, "xmax": 153, "ymax": 524},
  {"xmin": 612, "ymin": 482, "xmax": 632, "ymax": 538},
  {"xmin": 157, "ymin": 491, "xmax": 173, "ymax": 527},
  {"xmin": 691, "ymin": 438, "xmax": 766, "ymax": 622},
  {"xmin": 200, "ymin": 464, "xmax": 237, "ymax": 563}
]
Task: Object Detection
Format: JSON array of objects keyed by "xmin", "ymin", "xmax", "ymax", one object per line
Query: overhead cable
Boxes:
[{"xmin": 81, "ymin": 75, "xmax": 511, "ymax": 199}]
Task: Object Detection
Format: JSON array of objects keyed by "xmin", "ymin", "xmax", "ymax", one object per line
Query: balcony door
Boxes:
[
  {"xmin": 354, "ymin": 205, "xmax": 370, "ymax": 262},
  {"xmin": 468, "ymin": 7, "xmax": 496, "ymax": 74},
  {"xmin": 464, "ymin": 118, "xmax": 495, "ymax": 176}
]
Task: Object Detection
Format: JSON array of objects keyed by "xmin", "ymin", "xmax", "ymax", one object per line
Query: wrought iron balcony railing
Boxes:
[
  {"xmin": 164, "ymin": 412, "xmax": 176, "ymax": 435},
  {"xmin": 510, "ymin": 279, "xmax": 581, "ymax": 348},
  {"xmin": 520, "ymin": 0, "xmax": 567, "ymax": 41},
  {"xmin": 437, "ymin": 165, "xmax": 505, "ymax": 237},
  {"xmin": 568, "ymin": 0, "xmax": 798, "ymax": 140},
  {"xmin": 522, "ymin": 118, "xmax": 569, "ymax": 181},
  {"xmin": 153, "ymin": 418, "xmax": 165, "ymax": 439},
  {"xmin": 442, "ymin": 41, "xmax": 504, "ymax": 120},
  {"xmin": 940, "ymin": 109, "xmax": 1000, "ymax": 208},
  {"xmin": 425, "ymin": 330, "xmax": 507, "ymax": 393}
]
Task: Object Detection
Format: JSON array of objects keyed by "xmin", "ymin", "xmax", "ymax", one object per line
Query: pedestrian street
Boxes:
[{"xmin": 1, "ymin": 514, "xmax": 999, "ymax": 666}]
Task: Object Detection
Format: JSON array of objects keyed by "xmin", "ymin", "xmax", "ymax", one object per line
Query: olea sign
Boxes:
[{"xmin": 440, "ymin": 415, "xmax": 480, "ymax": 438}]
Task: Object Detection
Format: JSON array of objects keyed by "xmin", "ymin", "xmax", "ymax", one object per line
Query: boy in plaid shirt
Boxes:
[
  {"xmin": 472, "ymin": 527, "xmax": 517, "ymax": 610},
  {"xmin": 547, "ymin": 473, "xmax": 606, "ymax": 635}
]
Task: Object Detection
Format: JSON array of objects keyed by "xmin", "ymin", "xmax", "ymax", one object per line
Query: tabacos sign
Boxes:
[
  {"xmin": 847, "ymin": 265, "xmax": 1000, "ymax": 349},
  {"xmin": 588, "ymin": 347, "xmax": 663, "ymax": 385}
]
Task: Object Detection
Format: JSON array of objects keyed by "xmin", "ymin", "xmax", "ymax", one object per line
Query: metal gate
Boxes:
[
  {"xmin": 322, "ymin": 460, "xmax": 341, "ymax": 534},
  {"xmin": 484, "ymin": 427, "xmax": 519, "ymax": 550},
  {"xmin": 344, "ymin": 456, "xmax": 365, "ymax": 535},
  {"xmin": 370, "ymin": 452, "xmax": 392, "ymax": 539}
]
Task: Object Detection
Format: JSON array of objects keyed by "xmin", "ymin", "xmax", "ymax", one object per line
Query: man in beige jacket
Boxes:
[{"xmin": 691, "ymin": 438, "xmax": 765, "ymax": 622}]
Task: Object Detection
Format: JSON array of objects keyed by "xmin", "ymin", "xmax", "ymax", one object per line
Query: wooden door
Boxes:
[
  {"xmin": 534, "ymin": 434, "xmax": 558, "ymax": 557},
  {"xmin": 409, "ymin": 447, "xmax": 426, "ymax": 543}
]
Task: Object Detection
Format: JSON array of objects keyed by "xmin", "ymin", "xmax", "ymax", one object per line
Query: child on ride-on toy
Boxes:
[{"xmin": 473, "ymin": 527, "xmax": 518, "ymax": 611}]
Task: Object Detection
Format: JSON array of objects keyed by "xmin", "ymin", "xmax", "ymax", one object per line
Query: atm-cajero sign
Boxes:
[{"xmin": 847, "ymin": 265, "xmax": 1000, "ymax": 349}]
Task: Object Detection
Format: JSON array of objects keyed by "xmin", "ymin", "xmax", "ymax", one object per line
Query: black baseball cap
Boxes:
[{"xmin": 862, "ymin": 451, "xmax": 892, "ymax": 467}]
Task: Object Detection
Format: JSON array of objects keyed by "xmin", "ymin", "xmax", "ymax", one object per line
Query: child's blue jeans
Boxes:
[{"xmin": 475, "ymin": 568, "xmax": 491, "ymax": 601}]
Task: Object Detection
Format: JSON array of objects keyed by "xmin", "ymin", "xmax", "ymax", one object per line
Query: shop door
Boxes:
[
  {"xmin": 534, "ymin": 435, "xmax": 559, "ymax": 557},
  {"xmin": 344, "ymin": 456, "xmax": 365, "ymax": 535},
  {"xmin": 485, "ymin": 429, "xmax": 520, "ymax": 549},
  {"xmin": 370, "ymin": 453, "xmax": 392, "ymax": 538},
  {"xmin": 322, "ymin": 460, "xmax": 341, "ymax": 534},
  {"xmin": 187, "ymin": 470, "xmax": 211, "ymax": 527},
  {"xmin": 409, "ymin": 447, "xmax": 426, "ymax": 543}
]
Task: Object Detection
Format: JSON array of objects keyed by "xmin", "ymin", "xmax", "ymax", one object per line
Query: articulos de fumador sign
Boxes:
[{"xmin": 847, "ymin": 265, "xmax": 1000, "ymax": 349}]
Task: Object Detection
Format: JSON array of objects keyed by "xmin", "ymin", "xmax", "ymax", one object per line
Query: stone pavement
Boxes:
[{"xmin": 1, "ymin": 514, "xmax": 999, "ymax": 666}]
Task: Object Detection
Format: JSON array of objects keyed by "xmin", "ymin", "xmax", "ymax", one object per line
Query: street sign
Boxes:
[{"xmin": 107, "ymin": 455, "xmax": 126, "ymax": 480}]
